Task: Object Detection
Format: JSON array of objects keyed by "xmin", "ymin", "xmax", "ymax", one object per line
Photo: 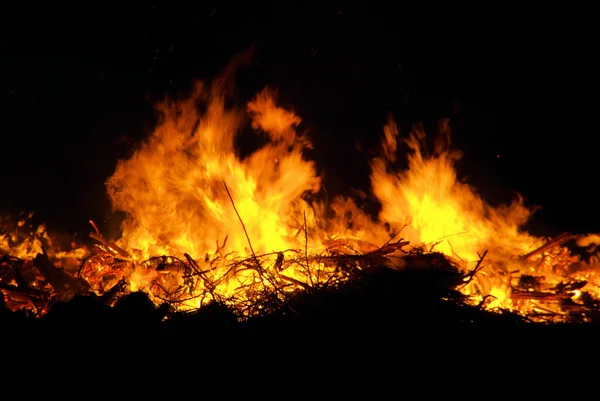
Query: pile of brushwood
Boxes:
[{"xmin": 3, "ymin": 250, "xmax": 600, "ymax": 352}]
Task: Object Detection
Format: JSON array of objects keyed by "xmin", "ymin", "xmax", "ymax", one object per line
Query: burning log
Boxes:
[
  {"xmin": 510, "ymin": 290, "xmax": 571, "ymax": 301},
  {"xmin": 34, "ymin": 252, "xmax": 89, "ymax": 296},
  {"xmin": 0, "ymin": 281, "xmax": 48, "ymax": 312},
  {"xmin": 32, "ymin": 252, "xmax": 91, "ymax": 308}
]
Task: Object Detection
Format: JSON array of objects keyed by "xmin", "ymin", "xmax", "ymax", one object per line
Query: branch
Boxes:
[
  {"xmin": 222, "ymin": 180, "xmax": 261, "ymax": 269},
  {"xmin": 89, "ymin": 232, "xmax": 130, "ymax": 259},
  {"xmin": 458, "ymin": 250, "xmax": 488, "ymax": 289},
  {"xmin": 520, "ymin": 232, "xmax": 577, "ymax": 261}
]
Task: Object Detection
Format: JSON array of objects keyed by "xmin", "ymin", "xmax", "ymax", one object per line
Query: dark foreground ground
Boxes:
[{"xmin": 2, "ymin": 262, "xmax": 599, "ymax": 353}]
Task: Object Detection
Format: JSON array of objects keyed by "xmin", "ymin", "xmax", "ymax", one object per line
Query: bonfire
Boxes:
[{"xmin": 2, "ymin": 55, "xmax": 600, "ymax": 327}]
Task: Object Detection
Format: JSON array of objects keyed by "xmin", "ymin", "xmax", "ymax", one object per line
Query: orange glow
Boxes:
[{"xmin": 2, "ymin": 60, "xmax": 600, "ymax": 322}]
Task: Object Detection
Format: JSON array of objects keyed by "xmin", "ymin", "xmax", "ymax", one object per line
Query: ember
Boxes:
[{"xmin": 2, "ymin": 55, "xmax": 600, "ymax": 328}]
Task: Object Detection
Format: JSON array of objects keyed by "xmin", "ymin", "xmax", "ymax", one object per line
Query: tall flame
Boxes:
[
  {"xmin": 106, "ymin": 83, "xmax": 320, "ymax": 262},
  {"xmin": 101, "ymin": 65, "xmax": 376, "ymax": 308},
  {"xmin": 371, "ymin": 117, "xmax": 600, "ymax": 312},
  {"xmin": 371, "ymin": 118, "xmax": 540, "ymax": 305},
  {"xmin": 3, "ymin": 54, "xmax": 600, "ymax": 321}
]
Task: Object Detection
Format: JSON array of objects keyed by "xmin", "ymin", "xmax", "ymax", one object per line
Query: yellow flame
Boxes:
[
  {"xmin": 106, "ymin": 83, "xmax": 322, "ymax": 259},
  {"xmin": 3, "ymin": 55, "xmax": 600, "ymax": 321}
]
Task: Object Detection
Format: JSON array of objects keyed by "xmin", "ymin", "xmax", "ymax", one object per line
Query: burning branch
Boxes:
[
  {"xmin": 184, "ymin": 252, "xmax": 220, "ymax": 302},
  {"xmin": 303, "ymin": 211, "xmax": 313, "ymax": 285},
  {"xmin": 222, "ymin": 181, "xmax": 261, "ymax": 269},
  {"xmin": 221, "ymin": 182, "xmax": 291, "ymax": 300},
  {"xmin": 458, "ymin": 250, "xmax": 488, "ymax": 289},
  {"xmin": 520, "ymin": 232, "xmax": 577, "ymax": 262},
  {"xmin": 88, "ymin": 220, "xmax": 130, "ymax": 259}
]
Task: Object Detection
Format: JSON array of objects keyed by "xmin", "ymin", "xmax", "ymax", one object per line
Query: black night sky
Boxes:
[{"xmin": 2, "ymin": 2, "xmax": 599, "ymax": 240}]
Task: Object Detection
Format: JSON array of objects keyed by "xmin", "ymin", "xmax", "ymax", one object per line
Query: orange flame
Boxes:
[
  {"xmin": 371, "ymin": 118, "xmax": 539, "ymax": 304},
  {"xmin": 106, "ymin": 83, "xmax": 321, "ymax": 262},
  {"xmin": 2, "ymin": 55, "xmax": 600, "ymax": 321},
  {"xmin": 100, "ymin": 73, "xmax": 371, "ymax": 311},
  {"xmin": 371, "ymin": 117, "xmax": 600, "ymax": 315}
]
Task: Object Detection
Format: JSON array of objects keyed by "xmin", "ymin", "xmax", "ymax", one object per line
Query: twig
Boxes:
[
  {"xmin": 430, "ymin": 230, "xmax": 469, "ymax": 243},
  {"xmin": 89, "ymin": 220, "xmax": 101, "ymax": 235},
  {"xmin": 184, "ymin": 253, "xmax": 218, "ymax": 302},
  {"xmin": 458, "ymin": 250, "xmax": 488, "ymax": 289},
  {"xmin": 279, "ymin": 274, "xmax": 312, "ymax": 290},
  {"xmin": 216, "ymin": 234, "xmax": 228, "ymax": 257},
  {"xmin": 428, "ymin": 240, "xmax": 443, "ymax": 253},
  {"xmin": 303, "ymin": 211, "xmax": 313, "ymax": 285},
  {"xmin": 222, "ymin": 181, "xmax": 261, "ymax": 269},
  {"xmin": 448, "ymin": 241, "xmax": 465, "ymax": 264},
  {"xmin": 380, "ymin": 222, "xmax": 409, "ymax": 249}
]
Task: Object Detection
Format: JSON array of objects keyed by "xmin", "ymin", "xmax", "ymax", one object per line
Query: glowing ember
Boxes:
[{"xmin": 2, "ymin": 56, "xmax": 600, "ymax": 322}]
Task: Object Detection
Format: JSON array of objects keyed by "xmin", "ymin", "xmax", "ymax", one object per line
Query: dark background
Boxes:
[{"xmin": 1, "ymin": 2, "xmax": 598, "ymax": 239}]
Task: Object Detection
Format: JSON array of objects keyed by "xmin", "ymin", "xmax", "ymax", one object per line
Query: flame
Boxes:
[
  {"xmin": 0, "ymin": 213, "xmax": 87, "ymax": 262},
  {"xmin": 106, "ymin": 83, "xmax": 321, "ymax": 261},
  {"xmin": 99, "ymin": 70, "xmax": 377, "ymax": 311},
  {"xmin": 371, "ymin": 117, "xmax": 600, "ymax": 315},
  {"xmin": 2, "ymin": 54, "xmax": 600, "ymax": 322},
  {"xmin": 371, "ymin": 118, "xmax": 540, "ymax": 306}
]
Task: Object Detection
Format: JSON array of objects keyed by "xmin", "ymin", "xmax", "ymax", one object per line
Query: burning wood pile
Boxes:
[
  {"xmin": 0, "ymin": 213, "xmax": 435, "ymax": 318},
  {"xmin": 3, "ymin": 56, "xmax": 600, "ymax": 345},
  {"xmin": 2, "ymin": 213, "xmax": 600, "ymax": 327}
]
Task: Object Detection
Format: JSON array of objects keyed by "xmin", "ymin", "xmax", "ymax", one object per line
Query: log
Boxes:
[{"xmin": 33, "ymin": 253, "xmax": 90, "ymax": 295}]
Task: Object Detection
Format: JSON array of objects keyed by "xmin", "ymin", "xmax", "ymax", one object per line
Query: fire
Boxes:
[
  {"xmin": 371, "ymin": 118, "xmax": 543, "ymax": 307},
  {"xmin": 101, "ymin": 79, "xmax": 330, "ymax": 306},
  {"xmin": 106, "ymin": 83, "xmax": 321, "ymax": 261},
  {"xmin": 2, "ymin": 54, "xmax": 600, "ymax": 321},
  {"xmin": 371, "ymin": 117, "xmax": 600, "ymax": 316}
]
